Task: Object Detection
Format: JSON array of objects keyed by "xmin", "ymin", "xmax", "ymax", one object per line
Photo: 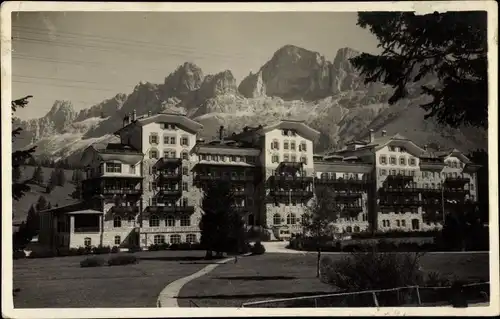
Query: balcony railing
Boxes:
[
  {"xmin": 101, "ymin": 188, "xmax": 143, "ymax": 195},
  {"xmin": 386, "ymin": 174, "xmax": 415, "ymax": 181},
  {"xmin": 157, "ymin": 189, "xmax": 182, "ymax": 197},
  {"xmin": 445, "ymin": 177, "xmax": 471, "ymax": 184},
  {"xmin": 141, "ymin": 225, "xmax": 199, "ymax": 233},
  {"xmin": 111, "ymin": 206, "xmax": 140, "ymax": 214},
  {"xmin": 74, "ymin": 226, "xmax": 100, "ymax": 233},
  {"xmin": 270, "ymin": 175, "xmax": 314, "ymax": 183},
  {"xmin": 379, "ymin": 200, "xmax": 423, "ymax": 207},
  {"xmin": 194, "ymin": 174, "xmax": 254, "ymax": 182},
  {"xmin": 232, "ymin": 190, "xmax": 247, "ymax": 197},
  {"xmin": 270, "ymin": 190, "xmax": 314, "ymax": 198},
  {"xmin": 147, "ymin": 205, "xmax": 195, "ymax": 214},
  {"xmin": 157, "ymin": 172, "xmax": 182, "ymax": 181},
  {"xmin": 155, "ymin": 158, "xmax": 182, "ymax": 168},
  {"xmin": 315, "ymin": 178, "xmax": 369, "ymax": 185},
  {"xmin": 381, "ymin": 187, "xmax": 420, "ymax": 194}
]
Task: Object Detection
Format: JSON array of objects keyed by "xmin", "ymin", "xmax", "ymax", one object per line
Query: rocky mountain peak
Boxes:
[
  {"xmin": 162, "ymin": 61, "xmax": 204, "ymax": 99},
  {"xmin": 197, "ymin": 70, "xmax": 238, "ymax": 101},
  {"xmin": 45, "ymin": 100, "xmax": 76, "ymax": 131}
]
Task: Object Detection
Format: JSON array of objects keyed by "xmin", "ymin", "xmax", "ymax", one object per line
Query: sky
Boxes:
[{"xmin": 12, "ymin": 11, "xmax": 381, "ymax": 120}]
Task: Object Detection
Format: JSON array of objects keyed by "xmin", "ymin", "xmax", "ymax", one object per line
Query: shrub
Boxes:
[
  {"xmin": 111, "ymin": 246, "xmax": 120, "ymax": 253},
  {"xmin": 80, "ymin": 256, "xmax": 106, "ymax": 268},
  {"xmin": 13, "ymin": 250, "xmax": 26, "ymax": 260},
  {"xmin": 92, "ymin": 246, "xmax": 111, "ymax": 255},
  {"xmin": 169, "ymin": 243, "xmax": 180, "ymax": 250},
  {"xmin": 108, "ymin": 255, "xmax": 139, "ymax": 266},
  {"xmin": 250, "ymin": 241, "xmax": 266, "ymax": 255},
  {"xmin": 160, "ymin": 243, "xmax": 170, "ymax": 250},
  {"xmin": 128, "ymin": 246, "xmax": 142, "ymax": 253},
  {"xmin": 320, "ymin": 251, "xmax": 425, "ymax": 306},
  {"xmin": 148, "ymin": 244, "xmax": 161, "ymax": 251},
  {"xmin": 29, "ymin": 250, "xmax": 56, "ymax": 258}
]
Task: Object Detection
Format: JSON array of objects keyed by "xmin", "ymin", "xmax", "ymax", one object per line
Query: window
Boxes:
[
  {"xmin": 150, "ymin": 149, "xmax": 159, "ymax": 159},
  {"xmin": 390, "ymin": 156, "xmax": 397, "ymax": 165},
  {"xmin": 182, "ymin": 197, "xmax": 188, "ymax": 206},
  {"xmin": 401, "ymin": 220, "xmax": 406, "ymax": 227},
  {"xmin": 113, "ymin": 216, "xmax": 122, "ymax": 228},
  {"xmin": 182, "ymin": 167, "xmax": 189, "ymax": 175},
  {"xmin": 396, "ymin": 220, "xmax": 400, "ymax": 227},
  {"xmin": 273, "ymin": 213, "xmax": 282, "ymax": 225},
  {"xmin": 389, "ymin": 146, "xmax": 396, "ymax": 152},
  {"xmin": 290, "ymin": 141, "xmax": 296, "ymax": 151},
  {"xmin": 272, "ymin": 140, "xmax": 279, "ymax": 150},
  {"xmin": 84, "ymin": 237, "xmax": 92, "ymax": 247},
  {"xmin": 411, "ymin": 219, "xmax": 420, "ymax": 230},
  {"xmin": 169, "ymin": 151, "xmax": 176, "ymax": 158},
  {"xmin": 114, "ymin": 236, "xmax": 121, "ymax": 245},
  {"xmin": 399, "ymin": 157, "xmax": 406, "ymax": 165},
  {"xmin": 154, "ymin": 235, "xmax": 165, "ymax": 244},
  {"xmin": 272, "ymin": 154, "xmax": 280, "ymax": 163},
  {"xmin": 106, "ymin": 162, "xmax": 122, "ymax": 173},
  {"xmin": 286, "ymin": 213, "xmax": 296, "ymax": 225},
  {"xmin": 409, "ymin": 158, "xmax": 416, "ymax": 166},
  {"xmin": 300, "ymin": 156, "xmax": 307, "ymax": 165},
  {"xmin": 183, "ymin": 182, "xmax": 188, "ymax": 191},
  {"xmin": 170, "ymin": 234, "xmax": 181, "ymax": 244},
  {"xmin": 181, "ymin": 137, "xmax": 189, "ymax": 146},
  {"xmin": 300, "ymin": 142, "xmax": 307, "ymax": 152},
  {"xmin": 180, "ymin": 215, "xmax": 191, "ymax": 226},
  {"xmin": 128, "ymin": 215, "xmax": 135, "ymax": 223},
  {"xmin": 346, "ymin": 226, "xmax": 353, "ymax": 233},
  {"xmin": 186, "ymin": 234, "xmax": 197, "ymax": 243},
  {"xmin": 410, "ymin": 170, "xmax": 415, "ymax": 177},
  {"xmin": 149, "ymin": 215, "xmax": 160, "ymax": 227},
  {"xmin": 391, "ymin": 170, "xmax": 397, "ymax": 176},
  {"xmin": 283, "ymin": 154, "xmax": 290, "ymax": 162},
  {"xmin": 181, "ymin": 150, "xmax": 189, "ymax": 160},
  {"xmin": 166, "ymin": 215, "xmax": 175, "ymax": 226},
  {"xmin": 379, "ymin": 156, "xmax": 387, "ymax": 165},
  {"xmin": 129, "ymin": 165, "xmax": 135, "ymax": 174},
  {"xmin": 150, "ymin": 134, "xmax": 159, "ymax": 145},
  {"xmin": 380, "ymin": 169, "xmax": 387, "ymax": 176},
  {"xmin": 284, "ymin": 141, "xmax": 289, "ymax": 150},
  {"xmin": 354, "ymin": 226, "xmax": 360, "ymax": 233},
  {"xmin": 291, "ymin": 155, "xmax": 297, "ymax": 162}
]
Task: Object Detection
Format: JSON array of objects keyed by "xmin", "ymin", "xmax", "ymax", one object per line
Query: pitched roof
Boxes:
[{"xmin": 115, "ymin": 112, "xmax": 203, "ymax": 135}]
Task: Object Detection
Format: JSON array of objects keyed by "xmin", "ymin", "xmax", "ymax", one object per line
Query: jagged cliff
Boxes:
[{"xmin": 14, "ymin": 45, "xmax": 487, "ymax": 163}]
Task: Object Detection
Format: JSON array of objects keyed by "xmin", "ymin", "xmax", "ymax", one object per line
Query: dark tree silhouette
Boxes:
[
  {"xmin": 200, "ymin": 181, "xmax": 246, "ymax": 258},
  {"xmin": 350, "ymin": 11, "xmax": 487, "ymax": 129},
  {"xmin": 302, "ymin": 186, "xmax": 339, "ymax": 278},
  {"xmin": 56, "ymin": 168, "xmax": 66, "ymax": 186},
  {"xmin": 47, "ymin": 170, "xmax": 58, "ymax": 193},
  {"xmin": 468, "ymin": 149, "xmax": 489, "ymax": 224},
  {"xmin": 32, "ymin": 165, "xmax": 44, "ymax": 185},
  {"xmin": 35, "ymin": 195, "xmax": 49, "ymax": 212},
  {"xmin": 12, "ymin": 96, "xmax": 37, "ymax": 200},
  {"xmin": 13, "ymin": 166, "xmax": 22, "ymax": 183}
]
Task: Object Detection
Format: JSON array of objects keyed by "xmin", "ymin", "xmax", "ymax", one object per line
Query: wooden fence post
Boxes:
[{"xmin": 372, "ymin": 292, "xmax": 379, "ymax": 307}]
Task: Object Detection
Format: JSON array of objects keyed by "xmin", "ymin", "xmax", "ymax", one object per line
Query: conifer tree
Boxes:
[
  {"xmin": 12, "ymin": 96, "xmax": 36, "ymax": 200},
  {"xmin": 32, "ymin": 165, "xmax": 44, "ymax": 185}
]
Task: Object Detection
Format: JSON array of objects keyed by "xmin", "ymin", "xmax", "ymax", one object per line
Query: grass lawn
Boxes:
[
  {"xmin": 178, "ymin": 252, "xmax": 490, "ymax": 307},
  {"xmin": 13, "ymin": 250, "xmax": 212, "ymax": 308}
]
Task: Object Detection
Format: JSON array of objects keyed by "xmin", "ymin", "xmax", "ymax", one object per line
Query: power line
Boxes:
[
  {"xmin": 12, "ymin": 25, "xmax": 252, "ymax": 59},
  {"xmin": 13, "ymin": 79, "xmax": 127, "ymax": 93},
  {"xmin": 14, "ymin": 74, "xmax": 131, "ymax": 86}
]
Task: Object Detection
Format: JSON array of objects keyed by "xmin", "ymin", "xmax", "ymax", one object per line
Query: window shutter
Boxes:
[{"xmin": 149, "ymin": 135, "xmax": 152, "ymax": 144}]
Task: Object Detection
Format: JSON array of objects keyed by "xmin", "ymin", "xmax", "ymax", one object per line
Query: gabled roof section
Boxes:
[
  {"xmin": 115, "ymin": 112, "xmax": 203, "ymax": 135},
  {"xmin": 436, "ymin": 148, "xmax": 472, "ymax": 164},
  {"xmin": 262, "ymin": 120, "xmax": 321, "ymax": 141}
]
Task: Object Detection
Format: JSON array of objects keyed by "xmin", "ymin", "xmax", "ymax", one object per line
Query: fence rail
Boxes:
[{"xmin": 240, "ymin": 282, "xmax": 490, "ymax": 308}]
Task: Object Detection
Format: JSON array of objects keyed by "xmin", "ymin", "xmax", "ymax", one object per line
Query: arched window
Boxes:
[
  {"xmin": 346, "ymin": 226, "xmax": 353, "ymax": 233},
  {"xmin": 170, "ymin": 234, "xmax": 181, "ymax": 244},
  {"xmin": 186, "ymin": 234, "xmax": 197, "ymax": 243},
  {"xmin": 180, "ymin": 215, "xmax": 191, "ymax": 226},
  {"xmin": 166, "ymin": 215, "xmax": 175, "ymax": 227},
  {"xmin": 149, "ymin": 214, "xmax": 159, "ymax": 227},
  {"xmin": 114, "ymin": 235, "xmax": 121, "ymax": 245},
  {"xmin": 273, "ymin": 213, "xmax": 282, "ymax": 225},
  {"xmin": 353, "ymin": 226, "xmax": 360, "ymax": 233},
  {"xmin": 181, "ymin": 150, "xmax": 189, "ymax": 161},
  {"xmin": 286, "ymin": 213, "xmax": 296, "ymax": 225},
  {"xmin": 153, "ymin": 234, "xmax": 165, "ymax": 244},
  {"xmin": 113, "ymin": 216, "xmax": 122, "ymax": 228}
]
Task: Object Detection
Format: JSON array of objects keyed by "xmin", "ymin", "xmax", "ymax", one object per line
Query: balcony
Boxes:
[
  {"xmin": 141, "ymin": 225, "xmax": 199, "ymax": 233},
  {"xmin": 270, "ymin": 190, "xmax": 314, "ymax": 198},
  {"xmin": 334, "ymin": 192, "xmax": 363, "ymax": 199},
  {"xmin": 270, "ymin": 175, "xmax": 314, "ymax": 183},
  {"xmin": 194, "ymin": 174, "xmax": 254, "ymax": 183},
  {"xmin": 381, "ymin": 187, "xmax": 420, "ymax": 194},
  {"xmin": 111, "ymin": 206, "xmax": 140, "ymax": 214},
  {"xmin": 155, "ymin": 157, "xmax": 182, "ymax": 168},
  {"xmin": 386, "ymin": 174, "xmax": 415, "ymax": 182},
  {"xmin": 444, "ymin": 176, "xmax": 470, "ymax": 185},
  {"xmin": 101, "ymin": 188, "xmax": 142, "ymax": 196},
  {"xmin": 419, "ymin": 159, "xmax": 445, "ymax": 171},
  {"xmin": 379, "ymin": 199, "xmax": 423, "ymax": 207},
  {"xmin": 157, "ymin": 189, "xmax": 182, "ymax": 197},
  {"xmin": 157, "ymin": 172, "xmax": 182, "ymax": 181},
  {"xmin": 147, "ymin": 205, "xmax": 195, "ymax": 214},
  {"xmin": 74, "ymin": 226, "xmax": 100, "ymax": 233},
  {"xmin": 232, "ymin": 190, "xmax": 247, "ymax": 197}
]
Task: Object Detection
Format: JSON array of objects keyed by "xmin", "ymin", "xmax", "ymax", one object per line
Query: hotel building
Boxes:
[{"xmin": 37, "ymin": 111, "xmax": 481, "ymax": 249}]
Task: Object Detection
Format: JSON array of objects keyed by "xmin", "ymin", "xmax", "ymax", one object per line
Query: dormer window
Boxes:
[
  {"xmin": 163, "ymin": 123, "xmax": 176, "ymax": 130},
  {"xmin": 389, "ymin": 146, "xmax": 396, "ymax": 152}
]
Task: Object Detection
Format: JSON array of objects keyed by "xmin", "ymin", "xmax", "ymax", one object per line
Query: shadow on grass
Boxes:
[
  {"xmin": 138, "ymin": 256, "xmax": 224, "ymax": 262},
  {"xmin": 215, "ymin": 276, "xmax": 297, "ymax": 281},
  {"xmin": 178, "ymin": 291, "xmax": 336, "ymax": 300}
]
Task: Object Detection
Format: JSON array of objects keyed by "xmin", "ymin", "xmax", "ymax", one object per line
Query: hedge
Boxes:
[
  {"xmin": 80, "ymin": 256, "xmax": 106, "ymax": 268},
  {"xmin": 108, "ymin": 255, "xmax": 139, "ymax": 266}
]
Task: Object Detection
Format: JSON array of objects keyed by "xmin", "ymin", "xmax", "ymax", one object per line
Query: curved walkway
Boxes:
[{"xmin": 156, "ymin": 257, "xmax": 235, "ymax": 307}]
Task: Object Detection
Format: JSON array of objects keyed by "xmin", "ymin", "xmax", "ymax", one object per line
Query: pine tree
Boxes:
[
  {"xmin": 47, "ymin": 202, "xmax": 52, "ymax": 210},
  {"xmin": 350, "ymin": 11, "xmax": 487, "ymax": 129},
  {"xmin": 25, "ymin": 205, "xmax": 39, "ymax": 238},
  {"xmin": 35, "ymin": 195, "xmax": 49, "ymax": 212},
  {"xmin": 32, "ymin": 166, "xmax": 44, "ymax": 185},
  {"xmin": 12, "ymin": 96, "xmax": 37, "ymax": 201},
  {"xmin": 56, "ymin": 168, "xmax": 66, "ymax": 186},
  {"xmin": 13, "ymin": 166, "xmax": 22, "ymax": 183},
  {"xmin": 47, "ymin": 170, "xmax": 58, "ymax": 193}
]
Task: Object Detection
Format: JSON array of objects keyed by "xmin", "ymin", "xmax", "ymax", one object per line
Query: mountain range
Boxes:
[{"xmin": 13, "ymin": 45, "xmax": 487, "ymax": 164}]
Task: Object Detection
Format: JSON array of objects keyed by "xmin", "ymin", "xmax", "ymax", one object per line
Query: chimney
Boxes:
[
  {"xmin": 424, "ymin": 144, "xmax": 428, "ymax": 151},
  {"xmin": 369, "ymin": 129, "xmax": 374, "ymax": 143},
  {"xmin": 219, "ymin": 125, "xmax": 224, "ymax": 141},
  {"xmin": 132, "ymin": 109, "xmax": 137, "ymax": 121},
  {"xmin": 128, "ymin": 113, "xmax": 132, "ymax": 124},
  {"xmin": 147, "ymin": 111, "xmax": 151, "ymax": 117},
  {"xmin": 381, "ymin": 130, "xmax": 387, "ymax": 137}
]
